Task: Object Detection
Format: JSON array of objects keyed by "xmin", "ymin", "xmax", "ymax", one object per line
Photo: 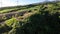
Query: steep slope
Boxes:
[{"xmin": 0, "ymin": 1, "xmax": 60, "ymax": 34}]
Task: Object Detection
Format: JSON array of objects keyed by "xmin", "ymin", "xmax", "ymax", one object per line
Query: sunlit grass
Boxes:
[{"xmin": 0, "ymin": 9, "xmax": 16, "ymax": 13}]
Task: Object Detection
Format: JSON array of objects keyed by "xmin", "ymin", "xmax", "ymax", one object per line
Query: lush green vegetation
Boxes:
[{"xmin": 0, "ymin": 1, "xmax": 60, "ymax": 34}]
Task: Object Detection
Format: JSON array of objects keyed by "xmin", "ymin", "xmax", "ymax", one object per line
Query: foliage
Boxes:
[
  {"xmin": 5, "ymin": 18, "xmax": 20, "ymax": 28},
  {"xmin": 0, "ymin": 1, "xmax": 60, "ymax": 34},
  {"xmin": 8, "ymin": 28, "xmax": 16, "ymax": 34}
]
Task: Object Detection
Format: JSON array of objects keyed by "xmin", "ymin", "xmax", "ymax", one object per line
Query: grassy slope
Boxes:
[{"xmin": 0, "ymin": 1, "xmax": 60, "ymax": 34}]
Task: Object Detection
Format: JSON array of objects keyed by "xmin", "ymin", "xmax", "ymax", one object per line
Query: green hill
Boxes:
[{"xmin": 0, "ymin": 1, "xmax": 60, "ymax": 34}]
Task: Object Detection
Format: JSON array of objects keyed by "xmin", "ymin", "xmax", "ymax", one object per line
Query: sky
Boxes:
[{"xmin": 0, "ymin": 0, "xmax": 54, "ymax": 7}]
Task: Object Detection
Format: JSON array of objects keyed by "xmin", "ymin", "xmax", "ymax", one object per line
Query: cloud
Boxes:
[
  {"xmin": 0, "ymin": 0, "xmax": 55, "ymax": 7},
  {"xmin": 0, "ymin": 0, "xmax": 45, "ymax": 7},
  {"xmin": 0, "ymin": 0, "xmax": 17, "ymax": 7}
]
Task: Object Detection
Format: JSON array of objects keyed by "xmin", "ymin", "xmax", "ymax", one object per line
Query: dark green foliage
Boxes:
[
  {"xmin": 0, "ymin": 24, "xmax": 12, "ymax": 34},
  {"xmin": 28, "ymin": 10, "xmax": 32, "ymax": 12},
  {"xmin": 16, "ymin": 11, "xmax": 60, "ymax": 34}
]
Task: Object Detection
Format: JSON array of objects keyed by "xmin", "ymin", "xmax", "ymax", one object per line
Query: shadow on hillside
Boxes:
[
  {"xmin": 0, "ymin": 10, "xmax": 60, "ymax": 34},
  {"xmin": 16, "ymin": 10, "xmax": 60, "ymax": 34}
]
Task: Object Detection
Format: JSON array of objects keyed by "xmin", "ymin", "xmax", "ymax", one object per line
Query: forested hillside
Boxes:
[{"xmin": 0, "ymin": 1, "xmax": 60, "ymax": 34}]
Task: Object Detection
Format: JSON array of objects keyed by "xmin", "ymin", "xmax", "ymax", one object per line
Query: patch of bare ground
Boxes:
[{"xmin": 0, "ymin": 10, "xmax": 33, "ymax": 24}]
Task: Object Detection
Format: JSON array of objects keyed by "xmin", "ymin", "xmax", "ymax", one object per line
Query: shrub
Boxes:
[{"xmin": 5, "ymin": 18, "xmax": 20, "ymax": 28}]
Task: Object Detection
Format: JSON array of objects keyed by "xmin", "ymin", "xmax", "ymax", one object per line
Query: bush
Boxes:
[{"xmin": 5, "ymin": 18, "xmax": 20, "ymax": 28}]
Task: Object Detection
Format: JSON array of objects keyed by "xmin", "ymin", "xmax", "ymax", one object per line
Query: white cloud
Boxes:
[
  {"xmin": 0, "ymin": 0, "xmax": 17, "ymax": 7},
  {"xmin": 0, "ymin": 0, "xmax": 56, "ymax": 7}
]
